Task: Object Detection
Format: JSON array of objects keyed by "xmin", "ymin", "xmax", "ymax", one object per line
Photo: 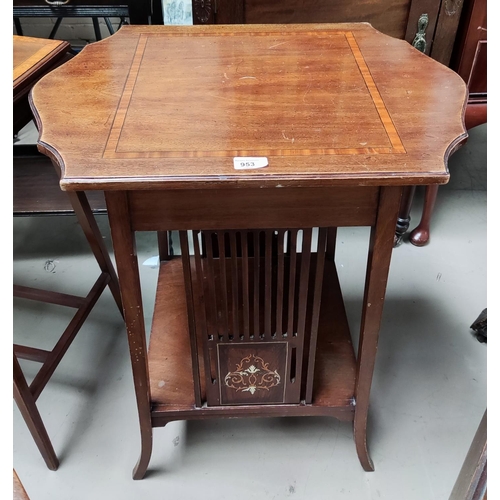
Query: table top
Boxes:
[
  {"xmin": 30, "ymin": 24, "xmax": 467, "ymax": 191},
  {"xmin": 14, "ymin": 35, "xmax": 70, "ymax": 98}
]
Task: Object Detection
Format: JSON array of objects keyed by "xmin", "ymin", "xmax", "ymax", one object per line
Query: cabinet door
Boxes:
[
  {"xmin": 431, "ymin": 0, "xmax": 467, "ymax": 65},
  {"xmin": 200, "ymin": 0, "xmax": 414, "ymax": 39},
  {"xmin": 404, "ymin": 0, "xmax": 442, "ymax": 56},
  {"xmin": 405, "ymin": 0, "xmax": 465, "ymax": 65},
  {"xmin": 245, "ymin": 0, "xmax": 411, "ymax": 39},
  {"xmin": 452, "ymin": 0, "xmax": 487, "ymax": 97},
  {"xmin": 188, "ymin": 0, "xmax": 463, "ymax": 65},
  {"xmin": 185, "ymin": 0, "xmax": 463, "ymax": 67}
]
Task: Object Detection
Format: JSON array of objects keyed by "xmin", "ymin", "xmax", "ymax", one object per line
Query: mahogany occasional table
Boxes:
[{"xmin": 29, "ymin": 23, "xmax": 467, "ymax": 479}]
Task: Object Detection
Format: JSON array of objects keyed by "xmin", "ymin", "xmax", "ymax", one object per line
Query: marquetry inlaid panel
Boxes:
[
  {"xmin": 218, "ymin": 343, "xmax": 287, "ymax": 405},
  {"xmin": 180, "ymin": 228, "xmax": 328, "ymax": 406}
]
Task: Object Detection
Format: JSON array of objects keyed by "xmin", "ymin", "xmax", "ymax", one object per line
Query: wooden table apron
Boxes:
[{"xmin": 29, "ymin": 23, "xmax": 467, "ymax": 479}]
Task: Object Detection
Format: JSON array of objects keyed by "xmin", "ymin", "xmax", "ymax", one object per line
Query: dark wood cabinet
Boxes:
[
  {"xmin": 170, "ymin": 0, "xmax": 466, "ymax": 66},
  {"xmin": 451, "ymin": 0, "xmax": 486, "ymax": 129}
]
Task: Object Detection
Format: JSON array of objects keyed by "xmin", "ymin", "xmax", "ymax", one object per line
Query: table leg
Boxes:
[
  {"xmin": 394, "ymin": 185, "xmax": 416, "ymax": 247},
  {"xmin": 13, "ymin": 355, "xmax": 59, "ymax": 471},
  {"xmin": 66, "ymin": 191, "xmax": 124, "ymax": 317},
  {"xmin": 105, "ymin": 191, "xmax": 153, "ymax": 480},
  {"xmin": 354, "ymin": 186, "xmax": 402, "ymax": 471},
  {"xmin": 409, "ymin": 185, "xmax": 439, "ymax": 246}
]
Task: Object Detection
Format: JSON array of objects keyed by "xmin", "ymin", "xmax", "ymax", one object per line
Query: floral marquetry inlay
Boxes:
[{"xmin": 224, "ymin": 355, "xmax": 281, "ymax": 395}]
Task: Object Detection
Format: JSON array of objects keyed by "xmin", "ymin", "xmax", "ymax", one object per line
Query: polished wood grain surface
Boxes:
[
  {"xmin": 30, "ymin": 23, "xmax": 467, "ymax": 191},
  {"xmin": 127, "ymin": 186, "xmax": 379, "ymax": 231},
  {"xmin": 14, "ymin": 35, "xmax": 71, "ymax": 135},
  {"xmin": 103, "ymin": 31, "xmax": 404, "ymax": 159},
  {"xmin": 13, "ymin": 35, "xmax": 70, "ymax": 95}
]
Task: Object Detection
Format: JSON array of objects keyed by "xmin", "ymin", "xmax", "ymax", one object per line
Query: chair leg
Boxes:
[
  {"xmin": 13, "ymin": 355, "xmax": 59, "ymax": 471},
  {"xmin": 409, "ymin": 185, "xmax": 439, "ymax": 246}
]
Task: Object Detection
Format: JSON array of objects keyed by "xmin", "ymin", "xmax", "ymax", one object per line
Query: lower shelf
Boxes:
[{"xmin": 148, "ymin": 257, "xmax": 356, "ymax": 425}]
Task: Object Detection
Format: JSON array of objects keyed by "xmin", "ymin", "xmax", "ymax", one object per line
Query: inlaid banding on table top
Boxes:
[
  {"xmin": 103, "ymin": 31, "xmax": 406, "ymax": 160},
  {"xmin": 13, "ymin": 38, "xmax": 67, "ymax": 84},
  {"xmin": 14, "ymin": 48, "xmax": 49, "ymax": 81}
]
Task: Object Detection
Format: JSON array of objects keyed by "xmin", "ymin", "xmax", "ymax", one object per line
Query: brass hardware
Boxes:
[
  {"xmin": 412, "ymin": 13, "xmax": 429, "ymax": 53},
  {"xmin": 193, "ymin": 0, "xmax": 212, "ymax": 23},
  {"xmin": 44, "ymin": 0, "xmax": 70, "ymax": 5}
]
